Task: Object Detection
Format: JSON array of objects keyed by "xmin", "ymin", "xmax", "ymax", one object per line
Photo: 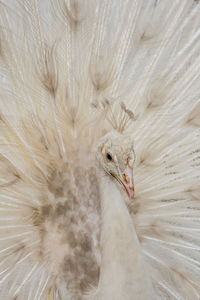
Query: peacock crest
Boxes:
[{"xmin": 92, "ymin": 98, "xmax": 135, "ymax": 133}]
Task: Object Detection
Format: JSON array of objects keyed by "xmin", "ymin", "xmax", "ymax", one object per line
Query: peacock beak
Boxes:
[
  {"xmin": 121, "ymin": 166, "xmax": 134, "ymax": 199},
  {"xmin": 112, "ymin": 166, "xmax": 134, "ymax": 199},
  {"xmin": 110, "ymin": 167, "xmax": 134, "ymax": 199}
]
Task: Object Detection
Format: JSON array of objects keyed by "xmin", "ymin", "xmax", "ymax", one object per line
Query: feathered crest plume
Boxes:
[{"xmin": 92, "ymin": 98, "xmax": 135, "ymax": 133}]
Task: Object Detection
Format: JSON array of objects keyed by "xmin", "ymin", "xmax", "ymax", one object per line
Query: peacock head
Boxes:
[{"xmin": 96, "ymin": 131, "xmax": 135, "ymax": 199}]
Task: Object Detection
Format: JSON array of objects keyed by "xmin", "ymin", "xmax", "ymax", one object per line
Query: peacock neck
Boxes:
[{"xmin": 97, "ymin": 172, "xmax": 153, "ymax": 300}]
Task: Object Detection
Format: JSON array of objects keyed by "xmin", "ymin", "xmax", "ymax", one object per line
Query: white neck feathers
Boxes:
[{"xmin": 97, "ymin": 173, "xmax": 153, "ymax": 300}]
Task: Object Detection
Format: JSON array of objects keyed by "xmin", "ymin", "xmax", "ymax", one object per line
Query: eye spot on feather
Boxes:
[
  {"xmin": 185, "ymin": 103, "xmax": 200, "ymax": 127},
  {"xmin": 91, "ymin": 72, "xmax": 110, "ymax": 92},
  {"xmin": 40, "ymin": 136, "xmax": 48, "ymax": 150},
  {"xmin": 140, "ymin": 31, "xmax": 154, "ymax": 42},
  {"xmin": 42, "ymin": 74, "xmax": 57, "ymax": 97},
  {"xmin": 145, "ymin": 84, "xmax": 166, "ymax": 110},
  {"xmin": 41, "ymin": 46, "xmax": 58, "ymax": 98},
  {"xmin": 62, "ymin": 0, "xmax": 81, "ymax": 30}
]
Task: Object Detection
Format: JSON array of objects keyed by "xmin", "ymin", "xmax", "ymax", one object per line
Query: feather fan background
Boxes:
[{"xmin": 0, "ymin": 0, "xmax": 199, "ymax": 299}]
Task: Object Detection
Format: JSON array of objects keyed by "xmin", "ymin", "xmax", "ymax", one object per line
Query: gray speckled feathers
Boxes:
[{"xmin": 33, "ymin": 162, "xmax": 101, "ymax": 298}]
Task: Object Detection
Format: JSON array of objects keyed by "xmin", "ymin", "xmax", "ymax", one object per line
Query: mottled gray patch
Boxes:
[
  {"xmin": 41, "ymin": 204, "xmax": 52, "ymax": 218},
  {"xmin": 47, "ymin": 169, "xmax": 64, "ymax": 197},
  {"xmin": 32, "ymin": 161, "xmax": 101, "ymax": 299}
]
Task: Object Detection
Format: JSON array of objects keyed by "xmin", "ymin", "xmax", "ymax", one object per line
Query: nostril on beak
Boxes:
[{"xmin": 122, "ymin": 173, "xmax": 129, "ymax": 184}]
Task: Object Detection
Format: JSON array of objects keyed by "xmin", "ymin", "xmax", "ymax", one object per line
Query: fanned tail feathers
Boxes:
[{"xmin": 0, "ymin": 0, "xmax": 199, "ymax": 299}]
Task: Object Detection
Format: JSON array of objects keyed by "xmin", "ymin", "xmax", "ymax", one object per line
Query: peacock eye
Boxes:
[{"xmin": 106, "ymin": 153, "xmax": 113, "ymax": 161}]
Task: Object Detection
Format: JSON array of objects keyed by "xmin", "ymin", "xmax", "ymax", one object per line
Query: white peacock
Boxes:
[{"xmin": 0, "ymin": 0, "xmax": 199, "ymax": 299}]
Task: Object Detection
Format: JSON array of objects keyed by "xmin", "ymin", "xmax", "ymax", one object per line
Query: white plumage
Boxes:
[{"xmin": 0, "ymin": 0, "xmax": 199, "ymax": 299}]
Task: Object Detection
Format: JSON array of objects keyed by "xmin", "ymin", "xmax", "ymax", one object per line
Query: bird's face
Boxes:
[{"xmin": 96, "ymin": 131, "xmax": 135, "ymax": 199}]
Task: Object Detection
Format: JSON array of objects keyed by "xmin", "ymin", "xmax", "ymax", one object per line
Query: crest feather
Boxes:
[{"xmin": 92, "ymin": 98, "xmax": 135, "ymax": 133}]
